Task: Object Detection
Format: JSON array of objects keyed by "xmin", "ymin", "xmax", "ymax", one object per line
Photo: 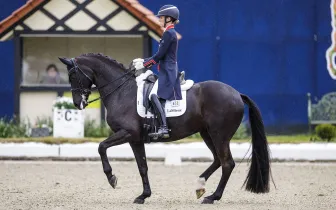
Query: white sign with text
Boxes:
[{"xmin": 53, "ymin": 109, "xmax": 84, "ymax": 138}]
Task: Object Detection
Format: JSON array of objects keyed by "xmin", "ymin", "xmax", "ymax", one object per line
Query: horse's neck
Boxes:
[
  {"xmin": 93, "ymin": 63, "xmax": 124, "ymax": 87},
  {"xmin": 93, "ymin": 64, "xmax": 136, "ymax": 112}
]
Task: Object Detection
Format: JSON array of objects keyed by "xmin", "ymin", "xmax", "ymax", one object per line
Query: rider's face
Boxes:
[
  {"xmin": 159, "ymin": 16, "xmax": 171, "ymax": 28},
  {"xmin": 159, "ymin": 16, "xmax": 165, "ymax": 27}
]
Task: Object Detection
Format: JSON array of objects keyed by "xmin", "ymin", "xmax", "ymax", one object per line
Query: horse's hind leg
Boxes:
[
  {"xmin": 196, "ymin": 130, "xmax": 221, "ymax": 199},
  {"xmin": 202, "ymin": 139, "xmax": 235, "ymax": 204}
]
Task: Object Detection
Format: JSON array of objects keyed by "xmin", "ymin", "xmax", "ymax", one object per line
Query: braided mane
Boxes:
[{"xmin": 78, "ymin": 52, "xmax": 128, "ymax": 70}]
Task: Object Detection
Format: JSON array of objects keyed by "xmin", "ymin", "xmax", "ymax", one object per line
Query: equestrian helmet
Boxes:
[{"xmin": 156, "ymin": 5, "xmax": 179, "ymax": 21}]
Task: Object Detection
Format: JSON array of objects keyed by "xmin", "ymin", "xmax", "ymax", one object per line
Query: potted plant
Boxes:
[{"xmin": 30, "ymin": 116, "xmax": 53, "ymax": 137}]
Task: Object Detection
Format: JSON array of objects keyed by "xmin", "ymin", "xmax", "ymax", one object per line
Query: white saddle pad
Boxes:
[{"xmin": 136, "ymin": 70, "xmax": 194, "ymax": 118}]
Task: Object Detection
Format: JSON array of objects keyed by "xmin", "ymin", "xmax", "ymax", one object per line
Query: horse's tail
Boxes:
[{"xmin": 240, "ymin": 93, "xmax": 271, "ymax": 193}]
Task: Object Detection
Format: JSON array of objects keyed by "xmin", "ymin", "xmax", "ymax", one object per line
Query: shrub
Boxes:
[
  {"xmin": 53, "ymin": 97, "xmax": 76, "ymax": 110},
  {"xmin": 232, "ymin": 122, "xmax": 248, "ymax": 139},
  {"xmin": 0, "ymin": 118, "xmax": 27, "ymax": 138},
  {"xmin": 187, "ymin": 122, "xmax": 248, "ymax": 140},
  {"xmin": 188, "ymin": 132, "xmax": 201, "ymax": 139},
  {"xmin": 35, "ymin": 116, "xmax": 53, "ymax": 134},
  {"xmin": 315, "ymin": 124, "xmax": 336, "ymax": 142},
  {"xmin": 84, "ymin": 119, "xmax": 113, "ymax": 138},
  {"xmin": 0, "ymin": 115, "xmax": 115, "ymax": 139}
]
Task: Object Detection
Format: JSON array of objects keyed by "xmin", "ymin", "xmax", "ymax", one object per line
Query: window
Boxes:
[{"xmin": 21, "ymin": 36, "xmax": 143, "ymax": 86}]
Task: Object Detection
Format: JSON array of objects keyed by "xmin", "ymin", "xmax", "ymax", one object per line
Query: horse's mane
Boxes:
[{"xmin": 78, "ymin": 52, "xmax": 128, "ymax": 70}]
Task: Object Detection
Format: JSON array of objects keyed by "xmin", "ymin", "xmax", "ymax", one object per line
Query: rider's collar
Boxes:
[{"xmin": 164, "ymin": 25, "xmax": 174, "ymax": 32}]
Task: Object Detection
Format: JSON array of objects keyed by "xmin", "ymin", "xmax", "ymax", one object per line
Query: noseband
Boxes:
[{"xmin": 68, "ymin": 58, "xmax": 136, "ymax": 104}]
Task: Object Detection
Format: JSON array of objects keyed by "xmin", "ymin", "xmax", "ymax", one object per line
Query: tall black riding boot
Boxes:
[{"xmin": 150, "ymin": 94, "xmax": 170, "ymax": 139}]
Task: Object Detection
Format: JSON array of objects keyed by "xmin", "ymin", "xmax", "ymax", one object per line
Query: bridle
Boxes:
[{"xmin": 68, "ymin": 58, "xmax": 136, "ymax": 105}]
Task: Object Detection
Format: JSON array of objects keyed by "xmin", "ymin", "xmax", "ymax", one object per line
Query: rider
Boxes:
[{"xmin": 134, "ymin": 5, "xmax": 182, "ymax": 139}]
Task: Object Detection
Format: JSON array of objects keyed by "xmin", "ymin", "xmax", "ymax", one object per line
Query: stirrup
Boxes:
[
  {"xmin": 158, "ymin": 127, "xmax": 170, "ymax": 138},
  {"xmin": 148, "ymin": 127, "xmax": 170, "ymax": 140}
]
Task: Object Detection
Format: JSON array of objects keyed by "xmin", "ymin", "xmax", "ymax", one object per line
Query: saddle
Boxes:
[
  {"xmin": 142, "ymin": 71, "xmax": 186, "ymax": 112},
  {"xmin": 142, "ymin": 74, "xmax": 157, "ymax": 113}
]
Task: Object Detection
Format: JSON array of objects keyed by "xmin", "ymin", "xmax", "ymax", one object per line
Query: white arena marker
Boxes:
[{"xmin": 164, "ymin": 150, "xmax": 182, "ymax": 166}]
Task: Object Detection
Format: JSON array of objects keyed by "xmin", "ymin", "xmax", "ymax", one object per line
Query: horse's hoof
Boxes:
[
  {"xmin": 109, "ymin": 175, "xmax": 118, "ymax": 189},
  {"xmin": 201, "ymin": 198, "xmax": 214, "ymax": 204},
  {"xmin": 196, "ymin": 188, "xmax": 206, "ymax": 199},
  {"xmin": 133, "ymin": 198, "xmax": 145, "ymax": 204}
]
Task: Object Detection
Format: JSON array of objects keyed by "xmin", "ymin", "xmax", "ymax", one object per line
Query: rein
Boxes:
[{"xmin": 69, "ymin": 58, "xmax": 136, "ymax": 105}]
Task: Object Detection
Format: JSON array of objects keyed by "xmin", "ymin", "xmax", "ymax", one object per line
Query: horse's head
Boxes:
[{"xmin": 58, "ymin": 57, "xmax": 94, "ymax": 110}]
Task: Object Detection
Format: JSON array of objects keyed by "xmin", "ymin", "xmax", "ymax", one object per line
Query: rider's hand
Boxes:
[
  {"xmin": 134, "ymin": 61, "xmax": 145, "ymax": 70},
  {"xmin": 132, "ymin": 58, "xmax": 144, "ymax": 65}
]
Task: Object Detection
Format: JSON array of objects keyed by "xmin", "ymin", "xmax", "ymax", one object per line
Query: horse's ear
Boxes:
[{"xmin": 58, "ymin": 57, "xmax": 73, "ymax": 66}]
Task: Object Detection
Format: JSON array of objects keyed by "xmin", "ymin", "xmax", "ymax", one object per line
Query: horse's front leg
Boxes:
[
  {"xmin": 98, "ymin": 129, "xmax": 131, "ymax": 188},
  {"xmin": 130, "ymin": 142, "xmax": 151, "ymax": 204}
]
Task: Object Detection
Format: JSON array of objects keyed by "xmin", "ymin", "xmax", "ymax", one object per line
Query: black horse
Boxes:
[{"xmin": 58, "ymin": 53, "xmax": 272, "ymax": 204}]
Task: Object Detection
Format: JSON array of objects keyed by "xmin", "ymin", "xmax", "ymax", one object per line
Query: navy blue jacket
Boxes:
[{"xmin": 143, "ymin": 25, "xmax": 182, "ymax": 101}]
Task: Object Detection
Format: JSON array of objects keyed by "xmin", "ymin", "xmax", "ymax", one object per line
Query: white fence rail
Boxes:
[{"xmin": 1, "ymin": 142, "xmax": 336, "ymax": 164}]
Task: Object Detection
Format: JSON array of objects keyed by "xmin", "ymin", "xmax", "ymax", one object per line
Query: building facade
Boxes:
[
  {"xmin": 0, "ymin": 0, "xmax": 181, "ymax": 125},
  {"xmin": 0, "ymin": 0, "xmax": 335, "ymax": 133}
]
